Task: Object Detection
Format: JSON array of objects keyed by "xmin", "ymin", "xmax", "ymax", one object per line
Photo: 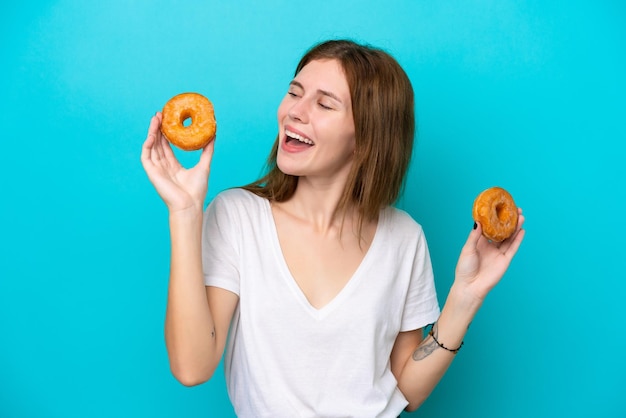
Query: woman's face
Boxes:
[{"xmin": 276, "ymin": 59, "xmax": 356, "ymax": 183}]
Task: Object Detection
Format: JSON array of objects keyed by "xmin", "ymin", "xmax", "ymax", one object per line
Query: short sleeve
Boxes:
[
  {"xmin": 400, "ymin": 227, "xmax": 440, "ymax": 331},
  {"xmin": 201, "ymin": 193, "xmax": 241, "ymax": 295}
]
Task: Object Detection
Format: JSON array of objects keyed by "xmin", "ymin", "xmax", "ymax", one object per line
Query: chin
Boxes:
[
  {"xmin": 276, "ymin": 155, "xmax": 302, "ymax": 177},
  {"xmin": 276, "ymin": 165, "xmax": 301, "ymax": 178}
]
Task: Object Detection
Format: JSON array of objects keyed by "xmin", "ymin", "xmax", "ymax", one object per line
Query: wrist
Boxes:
[
  {"xmin": 168, "ymin": 206, "xmax": 205, "ymax": 239},
  {"xmin": 169, "ymin": 205, "xmax": 204, "ymax": 223},
  {"xmin": 428, "ymin": 284, "xmax": 486, "ymax": 358},
  {"xmin": 440, "ymin": 283, "xmax": 483, "ymax": 330}
]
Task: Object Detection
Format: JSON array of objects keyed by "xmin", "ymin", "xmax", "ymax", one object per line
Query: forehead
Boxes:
[{"xmin": 293, "ymin": 59, "xmax": 351, "ymax": 101}]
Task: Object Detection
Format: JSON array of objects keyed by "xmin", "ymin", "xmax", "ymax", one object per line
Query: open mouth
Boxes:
[{"xmin": 285, "ymin": 129, "xmax": 314, "ymax": 146}]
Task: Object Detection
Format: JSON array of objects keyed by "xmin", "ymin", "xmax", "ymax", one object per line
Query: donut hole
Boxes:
[
  {"xmin": 179, "ymin": 110, "xmax": 194, "ymax": 128},
  {"xmin": 495, "ymin": 203, "xmax": 507, "ymax": 221}
]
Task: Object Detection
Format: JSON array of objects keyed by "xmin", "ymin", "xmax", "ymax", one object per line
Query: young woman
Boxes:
[{"xmin": 141, "ymin": 39, "xmax": 525, "ymax": 417}]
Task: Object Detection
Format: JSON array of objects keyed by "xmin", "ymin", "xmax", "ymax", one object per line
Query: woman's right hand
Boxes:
[{"xmin": 141, "ymin": 112, "xmax": 215, "ymax": 213}]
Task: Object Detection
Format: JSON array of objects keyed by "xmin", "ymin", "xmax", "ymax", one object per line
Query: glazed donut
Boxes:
[
  {"xmin": 160, "ymin": 93, "xmax": 216, "ymax": 151},
  {"xmin": 472, "ymin": 187, "xmax": 518, "ymax": 242}
]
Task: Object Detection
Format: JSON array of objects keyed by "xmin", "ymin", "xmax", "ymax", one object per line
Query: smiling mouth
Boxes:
[{"xmin": 285, "ymin": 129, "xmax": 314, "ymax": 146}]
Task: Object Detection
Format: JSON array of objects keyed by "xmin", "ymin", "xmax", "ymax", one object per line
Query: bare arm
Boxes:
[
  {"xmin": 392, "ymin": 289, "xmax": 478, "ymax": 411},
  {"xmin": 393, "ymin": 213, "xmax": 526, "ymax": 410},
  {"xmin": 165, "ymin": 211, "xmax": 238, "ymax": 386},
  {"xmin": 141, "ymin": 113, "xmax": 238, "ymax": 386}
]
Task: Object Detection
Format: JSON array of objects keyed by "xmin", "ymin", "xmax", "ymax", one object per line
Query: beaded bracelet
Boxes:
[{"xmin": 428, "ymin": 323, "xmax": 464, "ymax": 354}]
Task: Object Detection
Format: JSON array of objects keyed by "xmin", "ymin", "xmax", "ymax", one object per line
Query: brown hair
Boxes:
[{"xmin": 243, "ymin": 39, "xmax": 415, "ymax": 234}]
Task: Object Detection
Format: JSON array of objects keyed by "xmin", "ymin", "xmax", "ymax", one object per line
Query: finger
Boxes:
[
  {"xmin": 141, "ymin": 114, "xmax": 161, "ymax": 165},
  {"xmin": 503, "ymin": 227, "xmax": 525, "ymax": 258},
  {"xmin": 153, "ymin": 128, "xmax": 168, "ymax": 163},
  {"xmin": 146, "ymin": 112, "xmax": 162, "ymax": 137},
  {"xmin": 498, "ymin": 213, "xmax": 526, "ymax": 252},
  {"xmin": 197, "ymin": 138, "xmax": 216, "ymax": 175},
  {"xmin": 153, "ymin": 131, "xmax": 185, "ymax": 177},
  {"xmin": 144, "ymin": 113, "xmax": 166, "ymax": 161},
  {"xmin": 460, "ymin": 221, "xmax": 483, "ymax": 257},
  {"xmin": 150, "ymin": 112, "xmax": 178, "ymax": 165},
  {"xmin": 159, "ymin": 131, "xmax": 178, "ymax": 164},
  {"xmin": 141, "ymin": 139, "xmax": 154, "ymax": 170},
  {"xmin": 516, "ymin": 211, "xmax": 525, "ymax": 231}
]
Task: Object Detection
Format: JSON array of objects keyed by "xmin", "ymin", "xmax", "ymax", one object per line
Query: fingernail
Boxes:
[{"xmin": 473, "ymin": 222, "xmax": 477, "ymax": 230}]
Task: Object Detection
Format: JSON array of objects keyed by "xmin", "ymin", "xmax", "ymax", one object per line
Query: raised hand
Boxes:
[
  {"xmin": 140, "ymin": 112, "xmax": 215, "ymax": 213},
  {"xmin": 454, "ymin": 209, "xmax": 526, "ymax": 303}
]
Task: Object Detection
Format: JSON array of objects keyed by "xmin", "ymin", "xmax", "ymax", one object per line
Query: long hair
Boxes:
[{"xmin": 243, "ymin": 39, "xmax": 415, "ymax": 235}]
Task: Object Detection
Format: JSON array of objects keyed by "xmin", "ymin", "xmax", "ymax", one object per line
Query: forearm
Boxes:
[
  {"xmin": 164, "ymin": 209, "xmax": 219, "ymax": 385},
  {"xmin": 398, "ymin": 284, "xmax": 483, "ymax": 411}
]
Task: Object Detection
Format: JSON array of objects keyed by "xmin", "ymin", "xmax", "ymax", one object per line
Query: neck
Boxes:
[{"xmin": 279, "ymin": 176, "xmax": 354, "ymax": 235}]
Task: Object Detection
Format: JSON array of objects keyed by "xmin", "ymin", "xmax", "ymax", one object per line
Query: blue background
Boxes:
[{"xmin": 2, "ymin": 1, "xmax": 624, "ymax": 417}]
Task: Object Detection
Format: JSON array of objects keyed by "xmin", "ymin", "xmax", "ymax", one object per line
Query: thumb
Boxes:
[
  {"xmin": 455, "ymin": 221, "xmax": 482, "ymax": 280},
  {"xmin": 461, "ymin": 222, "xmax": 482, "ymax": 256},
  {"xmin": 197, "ymin": 139, "xmax": 216, "ymax": 175}
]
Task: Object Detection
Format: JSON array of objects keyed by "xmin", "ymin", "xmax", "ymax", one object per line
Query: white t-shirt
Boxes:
[{"xmin": 202, "ymin": 188, "xmax": 440, "ymax": 417}]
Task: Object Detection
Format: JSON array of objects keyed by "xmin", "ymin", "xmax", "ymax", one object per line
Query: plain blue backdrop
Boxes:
[{"xmin": 1, "ymin": 1, "xmax": 624, "ymax": 417}]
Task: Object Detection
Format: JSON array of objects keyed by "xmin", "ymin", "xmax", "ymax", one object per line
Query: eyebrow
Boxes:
[{"xmin": 289, "ymin": 80, "xmax": 343, "ymax": 104}]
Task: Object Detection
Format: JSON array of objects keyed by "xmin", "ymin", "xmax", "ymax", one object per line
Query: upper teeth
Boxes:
[{"xmin": 286, "ymin": 129, "xmax": 313, "ymax": 145}]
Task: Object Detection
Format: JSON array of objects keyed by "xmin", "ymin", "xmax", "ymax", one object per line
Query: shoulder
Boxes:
[
  {"xmin": 378, "ymin": 206, "xmax": 430, "ymax": 253},
  {"xmin": 381, "ymin": 206, "xmax": 425, "ymax": 236},
  {"xmin": 204, "ymin": 188, "xmax": 267, "ymax": 225},
  {"xmin": 210, "ymin": 188, "xmax": 268, "ymax": 211},
  {"xmin": 203, "ymin": 189, "xmax": 270, "ymax": 242}
]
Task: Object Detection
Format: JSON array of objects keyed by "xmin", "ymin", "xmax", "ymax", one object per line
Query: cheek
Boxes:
[
  {"xmin": 277, "ymin": 98, "xmax": 289, "ymax": 123},
  {"xmin": 341, "ymin": 124, "xmax": 356, "ymax": 153},
  {"xmin": 348, "ymin": 136, "xmax": 356, "ymax": 154},
  {"xmin": 345, "ymin": 136, "xmax": 357, "ymax": 157}
]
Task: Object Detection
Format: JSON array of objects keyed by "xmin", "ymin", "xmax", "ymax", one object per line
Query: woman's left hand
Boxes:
[{"xmin": 454, "ymin": 209, "xmax": 526, "ymax": 303}]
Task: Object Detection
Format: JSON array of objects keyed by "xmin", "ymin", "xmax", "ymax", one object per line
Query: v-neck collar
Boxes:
[{"xmin": 263, "ymin": 199, "xmax": 386, "ymax": 320}]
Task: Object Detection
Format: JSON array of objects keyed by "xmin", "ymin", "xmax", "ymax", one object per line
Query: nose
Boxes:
[{"xmin": 287, "ymin": 98, "xmax": 309, "ymax": 123}]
